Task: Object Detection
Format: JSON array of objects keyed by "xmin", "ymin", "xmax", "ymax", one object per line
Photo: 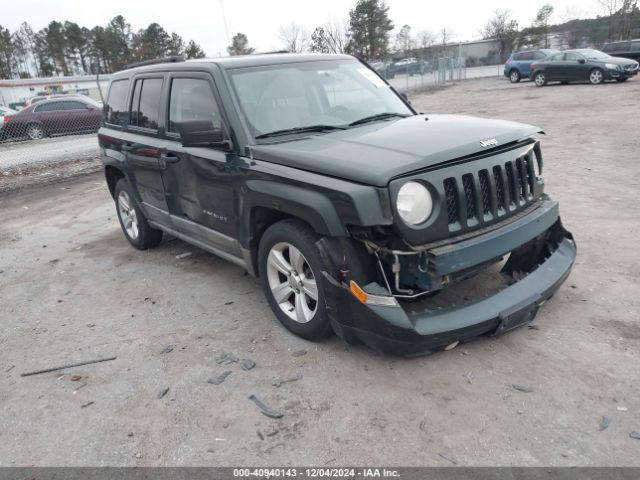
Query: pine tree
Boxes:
[
  {"xmin": 346, "ymin": 0, "xmax": 394, "ymax": 59},
  {"xmin": 227, "ymin": 33, "xmax": 255, "ymax": 55}
]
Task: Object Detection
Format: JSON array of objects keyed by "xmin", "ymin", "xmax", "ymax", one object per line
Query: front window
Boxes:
[
  {"xmin": 227, "ymin": 59, "xmax": 413, "ymax": 140},
  {"xmin": 576, "ymin": 49, "xmax": 610, "ymax": 60}
]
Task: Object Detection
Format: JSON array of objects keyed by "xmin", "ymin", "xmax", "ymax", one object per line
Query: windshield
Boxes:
[
  {"xmin": 227, "ymin": 59, "xmax": 413, "ymax": 140},
  {"xmin": 576, "ymin": 49, "xmax": 610, "ymax": 60}
]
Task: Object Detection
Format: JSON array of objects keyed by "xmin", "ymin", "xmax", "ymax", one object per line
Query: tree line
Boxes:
[{"xmin": 0, "ymin": 15, "xmax": 206, "ymax": 79}]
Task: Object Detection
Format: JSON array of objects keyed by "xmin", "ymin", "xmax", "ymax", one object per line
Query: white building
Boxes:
[{"xmin": 0, "ymin": 74, "xmax": 111, "ymax": 108}]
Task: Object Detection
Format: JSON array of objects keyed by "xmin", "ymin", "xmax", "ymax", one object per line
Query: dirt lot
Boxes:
[{"xmin": 1, "ymin": 77, "xmax": 639, "ymax": 466}]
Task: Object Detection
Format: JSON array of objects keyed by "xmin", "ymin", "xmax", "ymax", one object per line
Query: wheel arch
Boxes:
[{"xmin": 105, "ymin": 165, "xmax": 126, "ymax": 198}]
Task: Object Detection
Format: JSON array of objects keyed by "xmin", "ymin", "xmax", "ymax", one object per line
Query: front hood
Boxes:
[
  {"xmin": 602, "ymin": 56, "xmax": 638, "ymax": 66},
  {"xmin": 250, "ymin": 114, "xmax": 541, "ymax": 186}
]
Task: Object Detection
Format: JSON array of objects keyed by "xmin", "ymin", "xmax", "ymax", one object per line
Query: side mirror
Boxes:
[
  {"xmin": 178, "ymin": 120, "xmax": 228, "ymax": 149},
  {"xmin": 578, "ymin": 59, "xmax": 586, "ymax": 64}
]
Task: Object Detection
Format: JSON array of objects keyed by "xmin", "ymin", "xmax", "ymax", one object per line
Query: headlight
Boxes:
[
  {"xmin": 605, "ymin": 63, "xmax": 619, "ymax": 70},
  {"xmin": 396, "ymin": 181, "xmax": 433, "ymax": 225}
]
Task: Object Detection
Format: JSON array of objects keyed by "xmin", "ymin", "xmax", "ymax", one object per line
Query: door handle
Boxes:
[{"xmin": 160, "ymin": 153, "xmax": 180, "ymax": 163}]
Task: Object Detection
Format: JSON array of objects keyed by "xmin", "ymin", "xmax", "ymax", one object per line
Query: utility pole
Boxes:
[{"xmin": 219, "ymin": 0, "xmax": 231, "ymax": 47}]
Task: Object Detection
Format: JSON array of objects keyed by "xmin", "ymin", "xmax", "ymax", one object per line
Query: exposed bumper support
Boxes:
[{"xmin": 323, "ymin": 219, "xmax": 576, "ymax": 356}]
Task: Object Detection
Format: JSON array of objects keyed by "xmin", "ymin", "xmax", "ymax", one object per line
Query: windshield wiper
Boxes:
[
  {"xmin": 348, "ymin": 112, "xmax": 410, "ymax": 127},
  {"xmin": 255, "ymin": 125, "xmax": 346, "ymax": 139}
]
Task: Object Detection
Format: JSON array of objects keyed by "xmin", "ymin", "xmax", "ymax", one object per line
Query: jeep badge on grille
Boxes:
[{"xmin": 480, "ymin": 138, "xmax": 499, "ymax": 148}]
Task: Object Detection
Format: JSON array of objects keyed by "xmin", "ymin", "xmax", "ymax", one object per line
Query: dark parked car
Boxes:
[
  {"xmin": 385, "ymin": 57, "xmax": 429, "ymax": 78},
  {"xmin": 530, "ymin": 49, "xmax": 639, "ymax": 86},
  {"xmin": 602, "ymin": 39, "xmax": 640, "ymax": 62},
  {"xmin": 3, "ymin": 96, "xmax": 102, "ymax": 140},
  {"xmin": 504, "ymin": 49, "xmax": 559, "ymax": 83},
  {"xmin": 99, "ymin": 54, "xmax": 576, "ymax": 356}
]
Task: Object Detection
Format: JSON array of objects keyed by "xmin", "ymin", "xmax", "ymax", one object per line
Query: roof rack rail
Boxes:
[{"xmin": 122, "ymin": 56, "xmax": 185, "ymax": 71}]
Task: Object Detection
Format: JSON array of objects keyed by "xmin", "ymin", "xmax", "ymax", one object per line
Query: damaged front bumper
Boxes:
[{"xmin": 322, "ymin": 200, "xmax": 576, "ymax": 356}]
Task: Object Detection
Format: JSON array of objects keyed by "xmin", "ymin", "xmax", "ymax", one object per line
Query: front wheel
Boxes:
[
  {"xmin": 616, "ymin": 77, "xmax": 628, "ymax": 83},
  {"xmin": 509, "ymin": 69, "xmax": 521, "ymax": 83},
  {"xmin": 589, "ymin": 68, "xmax": 604, "ymax": 85},
  {"xmin": 258, "ymin": 219, "xmax": 332, "ymax": 340},
  {"xmin": 534, "ymin": 72, "xmax": 547, "ymax": 87},
  {"xmin": 114, "ymin": 178, "xmax": 163, "ymax": 250}
]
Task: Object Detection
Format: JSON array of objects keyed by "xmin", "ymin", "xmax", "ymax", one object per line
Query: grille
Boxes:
[
  {"xmin": 443, "ymin": 152, "xmax": 538, "ymax": 229},
  {"xmin": 462, "ymin": 174, "xmax": 476, "ymax": 219},
  {"xmin": 443, "ymin": 178, "xmax": 458, "ymax": 224},
  {"xmin": 478, "ymin": 170, "xmax": 491, "ymax": 215}
]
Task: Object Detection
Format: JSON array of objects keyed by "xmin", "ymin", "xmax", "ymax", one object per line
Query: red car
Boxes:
[{"xmin": 2, "ymin": 96, "xmax": 102, "ymax": 140}]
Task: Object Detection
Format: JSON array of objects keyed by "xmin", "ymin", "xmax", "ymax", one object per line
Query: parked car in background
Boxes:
[
  {"xmin": 530, "ymin": 49, "xmax": 639, "ymax": 86},
  {"xmin": 0, "ymin": 105, "xmax": 18, "ymax": 131},
  {"xmin": 3, "ymin": 96, "xmax": 102, "ymax": 140},
  {"xmin": 602, "ymin": 39, "xmax": 640, "ymax": 62},
  {"xmin": 385, "ymin": 58, "xmax": 429, "ymax": 78},
  {"xmin": 504, "ymin": 49, "xmax": 559, "ymax": 83}
]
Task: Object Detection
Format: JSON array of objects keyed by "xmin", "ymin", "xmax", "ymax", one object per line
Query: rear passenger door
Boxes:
[
  {"xmin": 518, "ymin": 51, "xmax": 534, "ymax": 76},
  {"xmin": 122, "ymin": 75, "xmax": 169, "ymax": 216},
  {"xmin": 544, "ymin": 53, "xmax": 566, "ymax": 80},
  {"xmin": 160, "ymin": 73, "xmax": 242, "ymax": 259}
]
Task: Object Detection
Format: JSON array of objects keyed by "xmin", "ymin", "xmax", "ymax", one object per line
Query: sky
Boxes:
[{"xmin": 2, "ymin": 0, "xmax": 602, "ymax": 56}]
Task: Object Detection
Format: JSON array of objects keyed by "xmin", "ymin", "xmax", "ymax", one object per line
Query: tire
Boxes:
[
  {"xmin": 113, "ymin": 178, "xmax": 163, "ymax": 250},
  {"xmin": 26, "ymin": 123, "xmax": 44, "ymax": 140},
  {"xmin": 258, "ymin": 218, "xmax": 332, "ymax": 340},
  {"xmin": 616, "ymin": 77, "xmax": 628, "ymax": 83},
  {"xmin": 561, "ymin": 81, "xmax": 569, "ymax": 85},
  {"xmin": 509, "ymin": 69, "xmax": 521, "ymax": 83},
  {"xmin": 589, "ymin": 68, "xmax": 604, "ymax": 85},
  {"xmin": 533, "ymin": 72, "xmax": 547, "ymax": 87}
]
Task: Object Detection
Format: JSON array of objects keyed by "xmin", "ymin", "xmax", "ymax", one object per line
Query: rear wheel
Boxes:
[
  {"xmin": 534, "ymin": 72, "xmax": 547, "ymax": 87},
  {"xmin": 589, "ymin": 68, "xmax": 604, "ymax": 85},
  {"xmin": 258, "ymin": 219, "xmax": 332, "ymax": 340},
  {"xmin": 26, "ymin": 123, "xmax": 44, "ymax": 140},
  {"xmin": 509, "ymin": 69, "xmax": 521, "ymax": 83},
  {"xmin": 114, "ymin": 179, "xmax": 163, "ymax": 250}
]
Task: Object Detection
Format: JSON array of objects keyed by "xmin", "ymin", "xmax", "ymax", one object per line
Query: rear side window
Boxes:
[
  {"xmin": 519, "ymin": 52, "xmax": 534, "ymax": 61},
  {"xmin": 130, "ymin": 78, "xmax": 163, "ymax": 130},
  {"xmin": 64, "ymin": 101, "xmax": 89, "ymax": 110},
  {"xmin": 168, "ymin": 78, "xmax": 222, "ymax": 133},
  {"xmin": 35, "ymin": 102, "xmax": 62, "ymax": 112},
  {"xmin": 512, "ymin": 53, "xmax": 523, "ymax": 61},
  {"xmin": 105, "ymin": 80, "xmax": 129, "ymax": 126}
]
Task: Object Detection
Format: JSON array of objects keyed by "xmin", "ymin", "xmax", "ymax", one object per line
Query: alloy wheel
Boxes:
[
  {"xmin": 510, "ymin": 71, "xmax": 520, "ymax": 82},
  {"xmin": 534, "ymin": 73, "xmax": 546, "ymax": 86},
  {"xmin": 266, "ymin": 242, "xmax": 318, "ymax": 324},
  {"xmin": 117, "ymin": 191, "xmax": 139, "ymax": 240},
  {"xmin": 590, "ymin": 70, "xmax": 603, "ymax": 84},
  {"xmin": 27, "ymin": 125, "xmax": 43, "ymax": 140}
]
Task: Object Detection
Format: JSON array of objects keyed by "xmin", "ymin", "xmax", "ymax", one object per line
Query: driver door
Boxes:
[{"xmin": 160, "ymin": 72, "xmax": 242, "ymax": 258}]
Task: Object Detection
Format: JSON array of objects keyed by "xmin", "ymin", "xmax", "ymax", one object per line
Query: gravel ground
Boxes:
[{"xmin": 0, "ymin": 76, "xmax": 639, "ymax": 466}]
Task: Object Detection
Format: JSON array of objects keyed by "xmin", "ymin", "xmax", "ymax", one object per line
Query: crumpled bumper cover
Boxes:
[{"xmin": 323, "ymin": 219, "xmax": 576, "ymax": 357}]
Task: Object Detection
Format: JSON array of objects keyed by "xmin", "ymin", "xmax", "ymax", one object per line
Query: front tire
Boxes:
[
  {"xmin": 258, "ymin": 219, "xmax": 332, "ymax": 340},
  {"xmin": 616, "ymin": 77, "xmax": 628, "ymax": 83},
  {"xmin": 589, "ymin": 68, "xmax": 604, "ymax": 85},
  {"xmin": 509, "ymin": 69, "xmax": 521, "ymax": 83},
  {"xmin": 114, "ymin": 178, "xmax": 163, "ymax": 250},
  {"xmin": 534, "ymin": 72, "xmax": 547, "ymax": 87}
]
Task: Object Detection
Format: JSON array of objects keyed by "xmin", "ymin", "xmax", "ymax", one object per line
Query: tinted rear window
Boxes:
[
  {"xmin": 130, "ymin": 78, "xmax": 162, "ymax": 130},
  {"xmin": 105, "ymin": 80, "xmax": 129, "ymax": 126}
]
